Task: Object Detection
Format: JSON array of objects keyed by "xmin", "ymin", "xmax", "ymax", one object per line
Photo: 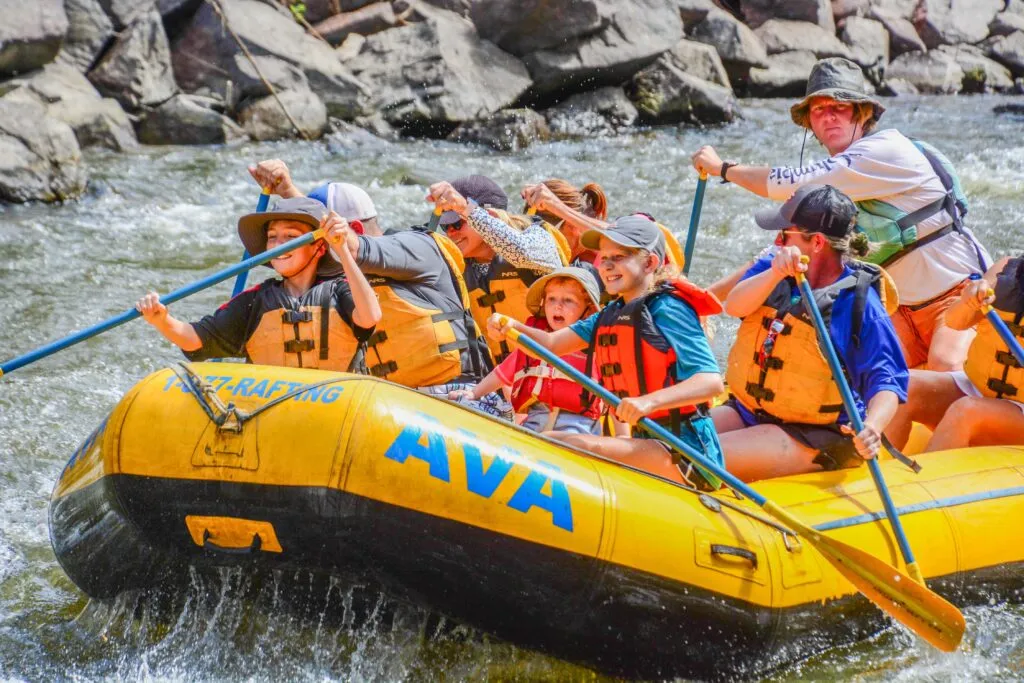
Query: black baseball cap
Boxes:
[
  {"xmin": 438, "ymin": 175, "xmax": 509, "ymax": 225},
  {"xmin": 580, "ymin": 214, "xmax": 666, "ymax": 264},
  {"xmin": 754, "ymin": 184, "xmax": 857, "ymax": 239}
]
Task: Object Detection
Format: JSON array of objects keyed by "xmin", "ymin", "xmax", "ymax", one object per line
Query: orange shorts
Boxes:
[{"xmin": 890, "ymin": 279, "xmax": 969, "ymax": 368}]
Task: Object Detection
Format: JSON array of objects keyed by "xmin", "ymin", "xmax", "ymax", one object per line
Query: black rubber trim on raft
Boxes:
[
  {"xmin": 814, "ymin": 485, "xmax": 1024, "ymax": 532},
  {"xmin": 50, "ymin": 473, "xmax": 1024, "ymax": 681}
]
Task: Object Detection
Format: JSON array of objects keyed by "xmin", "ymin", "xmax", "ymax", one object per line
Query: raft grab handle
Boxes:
[{"xmin": 710, "ymin": 544, "xmax": 758, "ymax": 569}]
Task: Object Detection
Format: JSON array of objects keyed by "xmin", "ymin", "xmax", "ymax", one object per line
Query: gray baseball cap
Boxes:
[
  {"xmin": 237, "ymin": 196, "xmax": 341, "ymax": 277},
  {"xmin": 580, "ymin": 214, "xmax": 666, "ymax": 264},
  {"xmin": 525, "ymin": 266, "xmax": 601, "ymax": 315},
  {"xmin": 754, "ymin": 184, "xmax": 857, "ymax": 239}
]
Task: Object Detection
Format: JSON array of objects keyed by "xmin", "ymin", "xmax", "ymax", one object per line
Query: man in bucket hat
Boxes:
[
  {"xmin": 136, "ymin": 197, "xmax": 381, "ymax": 370},
  {"xmin": 692, "ymin": 57, "xmax": 991, "ymax": 372}
]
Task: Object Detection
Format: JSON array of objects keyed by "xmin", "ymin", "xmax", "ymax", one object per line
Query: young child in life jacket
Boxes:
[
  {"xmin": 449, "ymin": 267, "xmax": 604, "ymax": 434},
  {"xmin": 488, "ymin": 215, "xmax": 726, "ymax": 488},
  {"xmin": 135, "ymin": 197, "xmax": 381, "ymax": 369}
]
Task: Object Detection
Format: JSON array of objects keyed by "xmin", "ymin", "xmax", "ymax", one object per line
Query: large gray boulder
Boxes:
[
  {"xmin": 544, "ymin": 87, "xmax": 638, "ymax": 138},
  {"xmin": 347, "ymin": 8, "xmax": 531, "ymax": 131},
  {"xmin": 88, "ymin": 9, "xmax": 177, "ymax": 111},
  {"xmin": 516, "ymin": 0, "xmax": 684, "ymax": 98},
  {"xmin": 0, "ymin": 0, "xmax": 69, "ymax": 77},
  {"xmin": 935, "ymin": 44, "xmax": 1014, "ymax": 92},
  {"xmin": 314, "ymin": 3, "xmax": 398, "ymax": 45},
  {"xmin": 449, "ymin": 108, "xmax": 550, "ymax": 151},
  {"xmin": 886, "ymin": 50, "xmax": 964, "ymax": 93},
  {"xmin": 170, "ymin": 0, "xmax": 368, "ymax": 119},
  {"xmin": 689, "ymin": 9, "xmax": 769, "ymax": 73},
  {"xmin": 841, "ymin": 17, "xmax": 889, "ymax": 70},
  {"xmin": 986, "ymin": 31, "xmax": 1024, "ymax": 76},
  {"xmin": 747, "ymin": 49, "xmax": 818, "ymax": 97},
  {"xmin": 15, "ymin": 63, "xmax": 137, "ymax": 151},
  {"xmin": 57, "ymin": 0, "xmax": 115, "ymax": 72},
  {"xmin": 238, "ymin": 87, "xmax": 328, "ymax": 141},
  {"xmin": 628, "ymin": 59, "xmax": 738, "ymax": 125},
  {"xmin": 740, "ymin": 0, "xmax": 835, "ymax": 32},
  {"xmin": 755, "ymin": 19, "xmax": 852, "ymax": 59},
  {"xmin": 647, "ymin": 38, "xmax": 731, "ymax": 88},
  {"xmin": 136, "ymin": 93, "xmax": 247, "ymax": 144},
  {"xmin": 870, "ymin": 10, "xmax": 926, "ymax": 56},
  {"xmin": 914, "ymin": 0, "xmax": 1003, "ymax": 48},
  {"xmin": 0, "ymin": 94, "xmax": 86, "ymax": 203}
]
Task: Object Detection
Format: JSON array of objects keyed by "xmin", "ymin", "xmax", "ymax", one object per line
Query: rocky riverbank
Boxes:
[{"xmin": 1, "ymin": 0, "xmax": 1022, "ymax": 203}]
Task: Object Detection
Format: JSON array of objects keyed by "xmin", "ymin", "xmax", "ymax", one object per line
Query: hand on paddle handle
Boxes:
[
  {"xmin": 691, "ymin": 145, "xmax": 724, "ymax": 177},
  {"xmin": 521, "ymin": 183, "xmax": 562, "ymax": 215},
  {"xmin": 841, "ymin": 422, "xmax": 882, "ymax": 460},
  {"xmin": 770, "ymin": 247, "xmax": 809, "ymax": 279},
  {"xmin": 427, "ymin": 181, "xmax": 469, "ymax": 218},
  {"xmin": 248, "ymin": 159, "xmax": 299, "ymax": 198},
  {"xmin": 322, "ymin": 211, "xmax": 353, "ymax": 249},
  {"xmin": 961, "ymin": 278, "xmax": 995, "ymax": 313},
  {"xmin": 136, "ymin": 292, "xmax": 168, "ymax": 327},
  {"xmin": 613, "ymin": 396, "xmax": 656, "ymax": 426},
  {"xmin": 487, "ymin": 313, "xmax": 518, "ymax": 341}
]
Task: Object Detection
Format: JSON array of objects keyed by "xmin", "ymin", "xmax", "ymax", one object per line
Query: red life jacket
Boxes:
[
  {"xmin": 510, "ymin": 317, "xmax": 602, "ymax": 419},
  {"xmin": 589, "ymin": 279, "xmax": 722, "ymax": 429}
]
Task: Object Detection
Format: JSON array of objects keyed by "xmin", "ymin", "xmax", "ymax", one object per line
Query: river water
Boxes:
[{"xmin": 0, "ymin": 96, "xmax": 1022, "ymax": 681}]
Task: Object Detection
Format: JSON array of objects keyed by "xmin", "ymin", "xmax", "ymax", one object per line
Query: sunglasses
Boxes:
[
  {"xmin": 776, "ymin": 228, "xmax": 812, "ymax": 246},
  {"xmin": 444, "ymin": 219, "xmax": 467, "ymax": 232}
]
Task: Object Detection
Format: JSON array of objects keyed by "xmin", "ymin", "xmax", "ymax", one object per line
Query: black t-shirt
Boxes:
[{"xmin": 185, "ymin": 277, "xmax": 372, "ymax": 362}]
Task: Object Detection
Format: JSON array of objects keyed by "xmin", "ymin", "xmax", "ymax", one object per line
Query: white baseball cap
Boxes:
[{"xmin": 308, "ymin": 182, "xmax": 377, "ymax": 221}]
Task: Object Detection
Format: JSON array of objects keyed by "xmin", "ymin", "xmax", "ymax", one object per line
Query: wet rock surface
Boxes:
[{"xmin": 0, "ymin": 93, "xmax": 86, "ymax": 202}]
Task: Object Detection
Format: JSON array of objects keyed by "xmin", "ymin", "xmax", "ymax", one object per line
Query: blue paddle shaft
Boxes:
[
  {"xmin": 796, "ymin": 276, "xmax": 917, "ymax": 567},
  {"xmin": 0, "ymin": 230, "xmax": 320, "ymax": 377},
  {"xmin": 230, "ymin": 191, "xmax": 271, "ymax": 297},
  {"xmin": 682, "ymin": 176, "xmax": 707, "ymax": 276},
  {"xmin": 986, "ymin": 309, "xmax": 1024, "ymax": 367},
  {"xmin": 510, "ymin": 329, "xmax": 761, "ymax": 503}
]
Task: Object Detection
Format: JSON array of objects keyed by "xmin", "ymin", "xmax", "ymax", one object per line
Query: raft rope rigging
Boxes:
[{"xmin": 171, "ymin": 363, "xmax": 346, "ymax": 432}]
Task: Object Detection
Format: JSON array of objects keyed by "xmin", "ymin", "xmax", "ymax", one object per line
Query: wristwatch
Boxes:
[{"xmin": 720, "ymin": 161, "xmax": 737, "ymax": 184}]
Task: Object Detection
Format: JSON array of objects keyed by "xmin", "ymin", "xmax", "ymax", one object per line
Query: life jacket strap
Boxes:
[
  {"xmin": 477, "ymin": 291, "xmax": 506, "ymax": 308},
  {"xmin": 282, "ymin": 310, "xmax": 312, "ymax": 324},
  {"xmin": 996, "ymin": 350, "xmax": 1023, "ymax": 369},
  {"xmin": 370, "ymin": 360, "xmax": 399, "ymax": 377},
  {"xmin": 366, "ymin": 330, "xmax": 389, "ymax": 347},
  {"xmin": 600, "ymin": 362, "xmax": 622, "ymax": 377}
]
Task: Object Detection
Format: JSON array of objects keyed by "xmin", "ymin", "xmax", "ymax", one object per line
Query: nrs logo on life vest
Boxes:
[{"xmin": 383, "ymin": 414, "xmax": 574, "ymax": 532}]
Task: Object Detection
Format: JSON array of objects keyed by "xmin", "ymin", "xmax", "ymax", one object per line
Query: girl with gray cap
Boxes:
[
  {"xmin": 692, "ymin": 56, "xmax": 990, "ymax": 373},
  {"xmin": 489, "ymin": 215, "xmax": 726, "ymax": 489}
]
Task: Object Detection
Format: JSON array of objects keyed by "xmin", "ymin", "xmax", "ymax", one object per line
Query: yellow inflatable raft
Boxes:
[{"xmin": 50, "ymin": 363, "xmax": 1024, "ymax": 680}]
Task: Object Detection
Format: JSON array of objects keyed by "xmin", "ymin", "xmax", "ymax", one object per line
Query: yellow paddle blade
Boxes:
[{"xmin": 763, "ymin": 501, "xmax": 965, "ymax": 652}]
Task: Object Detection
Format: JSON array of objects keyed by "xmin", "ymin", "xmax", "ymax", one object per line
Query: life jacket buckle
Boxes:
[
  {"xmin": 746, "ymin": 384, "xmax": 775, "ymax": 402},
  {"xmin": 370, "ymin": 360, "xmax": 399, "ymax": 377},
  {"xmin": 367, "ymin": 330, "xmax": 389, "ymax": 346},
  {"xmin": 596, "ymin": 333, "xmax": 617, "ymax": 346},
  {"xmin": 995, "ymin": 350, "xmax": 1022, "ymax": 369},
  {"xmin": 987, "ymin": 378, "xmax": 1019, "ymax": 397},
  {"xmin": 282, "ymin": 310, "xmax": 313, "ymax": 324},
  {"xmin": 284, "ymin": 339, "xmax": 316, "ymax": 354},
  {"xmin": 599, "ymin": 362, "xmax": 622, "ymax": 377}
]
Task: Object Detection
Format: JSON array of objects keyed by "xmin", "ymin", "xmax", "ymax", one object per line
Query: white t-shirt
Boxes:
[{"xmin": 767, "ymin": 128, "xmax": 990, "ymax": 305}]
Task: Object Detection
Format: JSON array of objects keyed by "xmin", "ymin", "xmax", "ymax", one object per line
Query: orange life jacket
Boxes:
[
  {"xmin": 964, "ymin": 256, "xmax": 1024, "ymax": 400},
  {"xmin": 244, "ymin": 279, "xmax": 361, "ymax": 371},
  {"xmin": 465, "ymin": 256, "xmax": 540, "ymax": 365},
  {"xmin": 589, "ymin": 279, "xmax": 722, "ymax": 430},
  {"xmin": 509, "ymin": 317, "xmax": 602, "ymax": 419}
]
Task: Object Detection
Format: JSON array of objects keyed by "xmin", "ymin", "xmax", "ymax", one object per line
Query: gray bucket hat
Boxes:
[
  {"xmin": 237, "ymin": 196, "xmax": 341, "ymax": 277},
  {"xmin": 525, "ymin": 266, "xmax": 601, "ymax": 315},
  {"xmin": 790, "ymin": 57, "xmax": 885, "ymax": 129}
]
